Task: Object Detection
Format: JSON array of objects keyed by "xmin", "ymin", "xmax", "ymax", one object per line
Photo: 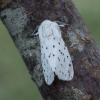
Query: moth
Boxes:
[{"xmin": 36, "ymin": 20, "xmax": 74, "ymax": 85}]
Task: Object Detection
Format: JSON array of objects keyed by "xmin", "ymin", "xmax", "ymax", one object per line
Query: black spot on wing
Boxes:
[
  {"xmin": 46, "ymin": 59, "xmax": 48, "ymax": 64},
  {"xmin": 69, "ymin": 64, "xmax": 71, "ymax": 67},
  {"xmin": 53, "ymin": 54, "xmax": 55, "ymax": 56},
  {"xmin": 53, "ymin": 45, "xmax": 55, "ymax": 48},
  {"xmin": 43, "ymin": 53, "xmax": 45, "ymax": 59},
  {"xmin": 58, "ymin": 42, "xmax": 60, "ymax": 45},
  {"xmin": 68, "ymin": 70, "xmax": 70, "ymax": 76},
  {"xmin": 58, "ymin": 57, "xmax": 60, "ymax": 61},
  {"xmin": 48, "ymin": 54, "xmax": 51, "ymax": 58},
  {"xmin": 44, "ymin": 63, "xmax": 46, "ymax": 66},
  {"xmin": 61, "ymin": 64, "xmax": 63, "ymax": 67},
  {"xmin": 59, "ymin": 50, "xmax": 64, "ymax": 56},
  {"xmin": 62, "ymin": 72, "xmax": 64, "ymax": 74},
  {"xmin": 64, "ymin": 58, "xmax": 65, "ymax": 62}
]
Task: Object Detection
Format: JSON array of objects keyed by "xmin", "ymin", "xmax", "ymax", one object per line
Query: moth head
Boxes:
[
  {"xmin": 38, "ymin": 20, "xmax": 62, "ymax": 38},
  {"xmin": 39, "ymin": 20, "xmax": 53, "ymax": 37}
]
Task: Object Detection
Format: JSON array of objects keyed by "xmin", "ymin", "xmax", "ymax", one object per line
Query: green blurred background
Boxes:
[{"xmin": 0, "ymin": 0, "xmax": 100, "ymax": 100}]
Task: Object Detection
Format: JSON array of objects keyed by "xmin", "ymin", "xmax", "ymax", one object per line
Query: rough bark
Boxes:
[{"xmin": 0, "ymin": 0, "xmax": 100, "ymax": 100}]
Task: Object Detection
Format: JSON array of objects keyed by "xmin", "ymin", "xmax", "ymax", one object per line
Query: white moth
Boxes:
[{"xmin": 37, "ymin": 20, "xmax": 74, "ymax": 85}]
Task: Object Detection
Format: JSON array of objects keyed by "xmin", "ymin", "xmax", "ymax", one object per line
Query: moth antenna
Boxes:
[
  {"xmin": 31, "ymin": 25, "xmax": 39, "ymax": 36},
  {"xmin": 53, "ymin": 21, "xmax": 68, "ymax": 27}
]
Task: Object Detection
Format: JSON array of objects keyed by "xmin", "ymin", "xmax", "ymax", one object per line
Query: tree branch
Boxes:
[{"xmin": 0, "ymin": 0, "xmax": 100, "ymax": 99}]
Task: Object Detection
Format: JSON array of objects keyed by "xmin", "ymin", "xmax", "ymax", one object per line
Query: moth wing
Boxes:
[
  {"xmin": 49, "ymin": 38, "xmax": 74, "ymax": 81},
  {"xmin": 41, "ymin": 41, "xmax": 54, "ymax": 85}
]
